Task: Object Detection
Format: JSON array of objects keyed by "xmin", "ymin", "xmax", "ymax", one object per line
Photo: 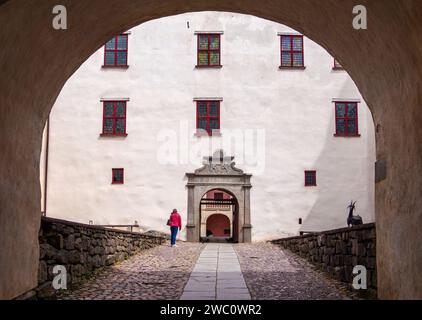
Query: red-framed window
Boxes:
[
  {"xmin": 214, "ymin": 192, "xmax": 224, "ymax": 200},
  {"xmin": 103, "ymin": 34, "xmax": 128, "ymax": 67},
  {"xmin": 334, "ymin": 102, "xmax": 360, "ymax": 136},
  {"xmin": 197, "ymin": 34, "xmax": 221, "ymax": 67},
  {"xmin": 304, "ymin": 171, "xmax": 317, "ymax": 187},
  {"xmin": 101, "ymin": 101, "xmax": 127, "ymax": 136},
  {"xmin": 280, "ymin": 35, "xmax": 304, "ymax": 68},
  {"xmin": 112, "ymin": 168, "xmax": 124, "ymax": 184},
  {"xmin": 333, "ymin": 59, "xmax": 344, "ymax": 70},
  {"xmin": 196, "ymin": 100, "xmax": 220, "ymax": 136}
]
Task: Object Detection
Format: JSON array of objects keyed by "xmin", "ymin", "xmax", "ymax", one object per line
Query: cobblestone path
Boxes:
[
  {"xmin": 234, "ymin": 242, "xmax": 352, "ymax": 300},
  {"xmin": 59, "ymin": 243, "xmax": 204, "ymax": 300},
  {"xmin": 58, "ymin": 242, "xmax": 352, "ymax": 300}
]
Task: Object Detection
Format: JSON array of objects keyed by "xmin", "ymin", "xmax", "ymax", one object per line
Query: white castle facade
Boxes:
[{"xmin": 40, "ymin": 12, "xmax": 376, "ymax": 242}]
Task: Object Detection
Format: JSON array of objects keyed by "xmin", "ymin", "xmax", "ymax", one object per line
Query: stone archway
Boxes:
[
  {"xmin": 206, "ymin": 214, "xmax": 231, "ymax": 238},
  {"xmin": 0, "ymin": 0, "xmax": 421, "ymax": 299},
  {"xmin": 186, "ymin": 150, "xmax": 252, "ymax": 243}
]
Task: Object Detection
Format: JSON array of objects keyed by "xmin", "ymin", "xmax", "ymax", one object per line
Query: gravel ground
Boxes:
[
  {"xmin": 58, "ymin": 242, "xmax": 204, "ymax": 300},
  {"xmin": 234, "ymin": 242, "xmax": 354, "ymax": 300}
]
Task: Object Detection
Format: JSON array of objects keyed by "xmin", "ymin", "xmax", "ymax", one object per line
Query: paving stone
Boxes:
[
  {"xmin": 217, "ymin": 293, "xmax": 251, "ymax": 300},
  {"xmin": 180, "ymin": 293, "xmax": 215, "ymax": 300}
]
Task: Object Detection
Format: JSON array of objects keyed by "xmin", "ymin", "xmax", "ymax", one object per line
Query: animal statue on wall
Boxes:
[{"xmin": 347, "ymin": 201, "xmax": 363, "ymax": 227}]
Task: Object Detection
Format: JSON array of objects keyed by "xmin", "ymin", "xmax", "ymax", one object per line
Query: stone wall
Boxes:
[
  {"xmin": 37, "ymin": 217, "xmax": 165, "ymax": 296},
  {"xmin": 271, "ymin": 223, "xmax": 376, "ymax": 297}
]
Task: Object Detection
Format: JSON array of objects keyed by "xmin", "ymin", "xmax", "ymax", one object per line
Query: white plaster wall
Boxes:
[{"xmin": 40, "ymin": 12, "xmax": 376, "ymax": 241}]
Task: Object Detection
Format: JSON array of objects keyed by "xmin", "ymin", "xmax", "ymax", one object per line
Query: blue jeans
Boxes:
[{"xmin": 170, "ymin": 226, "xmax": 179, "ymax": 245}]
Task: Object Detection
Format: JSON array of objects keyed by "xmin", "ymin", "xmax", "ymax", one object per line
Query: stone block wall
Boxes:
[
  {"xmin": 37, "ymin": 217, "xmax": 165, "ymax": 295},
  {"xmin": 271, "ymin": 223, "xmax": 376, "ymax": 297}
]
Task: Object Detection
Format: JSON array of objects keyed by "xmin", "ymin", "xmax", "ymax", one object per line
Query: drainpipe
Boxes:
[{"xmin": 42, "ymin": 115, "xmax": 50, "ymax": 216}]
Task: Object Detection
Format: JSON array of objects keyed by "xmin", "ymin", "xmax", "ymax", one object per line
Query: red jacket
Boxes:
[{"xmin": 169, "ymin": 212, "xmax": 182, "ymax": 229}]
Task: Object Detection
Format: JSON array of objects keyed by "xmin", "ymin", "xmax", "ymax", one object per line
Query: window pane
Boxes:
[
  {"xmin": 113, "ymin": 170, "xmax": 123, "ymax": 183},
  {"xmin": 117, "ymin": 35, "xmax": 127, "ymax": 50},
  {"xmin": 292, "ymin": 53, "xmax": 303, "ymax": 66},
  {"xmin": 104, "ymin": 102, "xmax": 114, "ymax": 117},
  {"xmin": 281, "ymin": 36, "xmax": 291, "ymax": 51},
  {"xmin": 305, "ymin": 172, "xmax": 316, "ymax": 186},
  {"xmin": 105, "ymin": 52, "xmax": 115, "ymax": 65},
  {"xmin": 210, "ymin": 35, "xmax": 220, "ymax": 49},
  {"xmin": 199, "ymin": 35, "xmax": 209, "ymax": 49},
  {"xmin": 210, "ymin": 52, "xmax": 220, "ymax": 65},
  {"xmin": 214, "ymin": 192, "xmax": 223, "ymax": 199},
  {"xmin": 198, "ymin": 52, "xmax": 209, "ymax": 65},
  {"xmin": 292, "ymin": 37, "xmax": 303, "ymax": 51},
  {"xmin": 209, "ymin": 102, "xmax": 218, "ymax": 116},
  {"xmin": 282, "ymin": 52, "xmax": 292, "ymax": 66},
  {"xmin": 116, "ymin": 102, "xmax": 125, "ymax": 116},
  {"xmin": 104, "ymin": 119, "xmax": 114, "ymax": 134},
  {"xmin": 116, "ymin": 51, "xmax": 127, "ymax": 65},
  {"xmin": 116, "ymin": 119, "xmax": 126, "ymax": 134},
  {"xmin": 336, "ymin": 119, "xmax": 346, "ymax": 134},
  {"xmin": 105, "ymin": 38, "xmax": 116, "ymax": 50},
  {"xmin": 347, "ymin": 104, "xmax": 357, "ymax": 118},
  {"xmin": 210, "ymin": 119, "xmax": 219, "ymax": 130},
  {"xmin": 336, "ymin": 103, "xmax": 346, "ymax": 117},
  {"xmin": 198, "ymin": 119, "xmax": 207, "ymax": 130},
  {"xmin": 198, "ymin": 102, "xmax": 207, "ymax": 116},
  {"xmin": 347, "ymin": 120, "xmax": 357, "ymax": 134}
]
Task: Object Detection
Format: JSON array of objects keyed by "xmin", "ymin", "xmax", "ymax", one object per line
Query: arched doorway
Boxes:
[
  {"xmin": 206, "ymin": 214, "xmax": 230, "ymax": 239},
  {"xmin": 0, "ymin": 0, "xmax": 421, "ymax": 299},
  {"xmin": 200, "ymin": 189, "xmax": 239, "ymax": 243},
  {"xmin": 186, "ymin": 150, "xmax": 251, "ymax": 243}
]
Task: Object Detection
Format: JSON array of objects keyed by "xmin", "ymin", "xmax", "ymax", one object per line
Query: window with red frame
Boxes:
[
  {"xmin": 335, "ymin": 102, "xmax": 360, "ymax": 136},
  {"xmin": 102, "ymin": 101, "xmax": 127, "ymax": 136},
  {"xmin": 112, "ymin": 168, "xmax": 124, "ymax": 184},
  {"xmin": 214, "ymin": 192, "xmax": 224, "ymax": 200},
  {"xmin": 104, "ymin": 34, "xmax": 128, "ymax": 67},
  {"xmin": 305, "ymin": 171, "xmax": 317, "ymax": 187},
  {"xmin": 196, "ymin": 101, "xmax": 220, "ymax": 135},
  {"xmin": 333, "ymin": 59, "xmax": 344, "ymax": 70},
  {"xmin": 280, "ymin": 35, "xmax": 304, "ymax": 68},
  {"xmin": 197, "ymin": 34, "xmax": 221, "ymax": 67}
]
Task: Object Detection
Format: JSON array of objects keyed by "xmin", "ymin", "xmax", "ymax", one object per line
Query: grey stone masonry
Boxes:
[
  {"xmin": 180, "ymin": 243, "xmax": 251, "ymax": 300},
  {"xmin": 37, "ymin": 217, "xmax": 165, "ymax": 297},
  {"xmin": 271, "ymin": 223, "xmax": 376, "ymax": 298}
]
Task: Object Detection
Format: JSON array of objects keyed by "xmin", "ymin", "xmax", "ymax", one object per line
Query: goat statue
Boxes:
[{"xmin": 347, "ymin": 201, "xmax": 363, "ymax": 227}]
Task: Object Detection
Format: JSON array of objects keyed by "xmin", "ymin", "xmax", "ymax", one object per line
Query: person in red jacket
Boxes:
[{"xmin": 168, "ymin": 209, "xmax": 182, "ymax": 247}]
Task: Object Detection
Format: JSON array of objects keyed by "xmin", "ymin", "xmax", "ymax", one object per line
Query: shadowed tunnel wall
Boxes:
[{"xmin": 0, "ymin": 0, "xmax": 421, "ymax": 299}]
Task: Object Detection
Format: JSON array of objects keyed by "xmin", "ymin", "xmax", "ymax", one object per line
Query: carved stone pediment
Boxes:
[{"xmin": 194, "ymin": 150, "xmax": 244, "ymax": 175}]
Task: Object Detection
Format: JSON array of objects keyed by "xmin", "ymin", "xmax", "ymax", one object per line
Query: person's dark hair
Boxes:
[{"xmin": 172, "ymin": 209, "xmax": 177, "ymax": 213}]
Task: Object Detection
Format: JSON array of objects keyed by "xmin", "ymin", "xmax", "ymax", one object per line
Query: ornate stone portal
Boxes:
[{"xmin": 186, "ymin": 150, "xmax": 252, "ymax": 243}]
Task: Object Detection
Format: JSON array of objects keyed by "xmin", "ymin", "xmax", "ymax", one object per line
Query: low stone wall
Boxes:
[
  {"xmin": 271, "ymin": 223, "xmax": 376, "ymax": 297},
  {"xmin": 37, "ymin": 217, "xmax": 165, "ymax": 296}
]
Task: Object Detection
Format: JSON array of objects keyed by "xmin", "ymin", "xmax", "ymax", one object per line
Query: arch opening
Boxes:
[
  {"xmin": 200, "ymin": 188, "xmax": 239, "ymax": 243},
  {"xmin": 0, "ymin": 0, "xmax": 421, "ymax": 300}
]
